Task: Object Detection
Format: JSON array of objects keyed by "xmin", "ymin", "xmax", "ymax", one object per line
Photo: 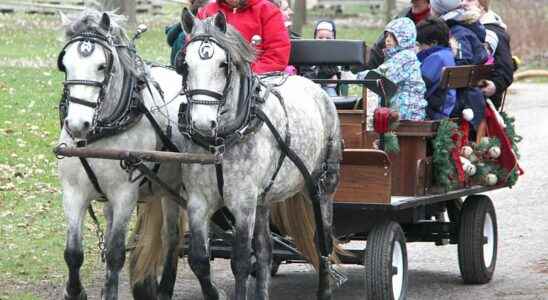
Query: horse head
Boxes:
[
  {"xmin": 58, "ymin": 10, "xmax": 132, "ymax": 141},
  {"xmin": 178, "ymin": 8, "xmax": 255, "ymax": 139}
]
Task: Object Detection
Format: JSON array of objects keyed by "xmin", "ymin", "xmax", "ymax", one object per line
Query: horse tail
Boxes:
[
  {"xmin": 271, "ymin": 193, "xmax": 348, "ymax": 271},
  {"xmin": 129, "ymin": 199, "xmax": 187, "ymax": 286}
]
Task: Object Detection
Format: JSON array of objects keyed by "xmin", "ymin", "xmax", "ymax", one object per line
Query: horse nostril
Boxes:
[
  {"xmin": 210, "ymin": 121, "xmax": 217, "ymax": 129},
  {"xmin": 83, "ymin": 121, "xmax": 90, "ymax": 129},
  {"xmin": 64, "ymin": 119, "xmax": 69, "ymax": 128}
]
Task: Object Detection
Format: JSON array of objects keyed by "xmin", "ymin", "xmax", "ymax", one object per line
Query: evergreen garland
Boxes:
[
  {"xmin": 501, "ymin": 112, "xmax": 522, "ymax": 186},
  {"xmin": 500, "ymin": 112, "xmax": 522, "ymax": 159},
  {"xmin": 384, "ymin": 132, "xmax": 399, "ymax": 153},
  {"xmin": 432, "ymin": 119, "xmax": 459, "ymax": 190}
]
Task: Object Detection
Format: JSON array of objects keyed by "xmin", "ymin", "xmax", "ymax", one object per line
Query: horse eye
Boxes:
[
  {"xmin": 220, "ymin": 62, "xmax": 228, "ymax": 69},
  {"xmin": 98, "ymin": 64, "xmax": 106, "ymax": 71}
]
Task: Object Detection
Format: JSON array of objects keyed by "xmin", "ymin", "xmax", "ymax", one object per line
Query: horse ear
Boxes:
[
  {"xmin": 181, "ymin": 7, "xmax": 195, "ymax": 34},
  {"xmin": 99, "ymin": 13, "xmax": 110, "ymax": 32},
  {"xmin": 214, "ymin": 11, "xmax": 227, "ymax": 33},
  {"xmin": 59, "ymin": 11, "xmax": 70, "ymax": 26}
]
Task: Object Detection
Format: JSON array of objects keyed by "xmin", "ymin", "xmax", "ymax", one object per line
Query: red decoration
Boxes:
[
  {"xmin": 374, "ymin": 107, "xmax": 391, "ymax": 134},
  {"xmin": 374, "ymin": 108, "xmax": 399, "ymax": 134},
  {"xmin": 484, "ymin": 105, "xmax": 524, "ymax": 177}
]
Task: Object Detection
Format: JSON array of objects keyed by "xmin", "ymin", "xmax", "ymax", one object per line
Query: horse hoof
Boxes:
[
  {"xmin": 317, "ymin": 291, "xmax": 332, "ymax": 300},
  {"xmin": 64, "ymin": 289, "xmax": 87, "ymax": 300},
  {"xmin": 218, "ymin": 289, "xmax": 228, "ymax": 300},
  {"xmin": 158, "ymin": 293, "xmax": 172, "ymax": 300}
]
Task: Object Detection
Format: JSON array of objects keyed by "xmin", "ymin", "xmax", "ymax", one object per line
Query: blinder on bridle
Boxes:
[
  {"xmin": 178, "ymin": 35, "xmax": 232, "ymax": 134},
  {"xmin": 57, "ymin": 31, "xmax": 116, "ymax": 129}
]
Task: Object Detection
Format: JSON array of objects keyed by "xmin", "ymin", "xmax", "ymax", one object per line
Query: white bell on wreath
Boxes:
[
  {"xmin": 460, "ymin": 156, "xmax": 477, "ymax": 176},
  {"xmin": 482, "ymin": 173, "xmax": 498, "ymax": 186},
  {"xmin": 465, "ymin": 163, "xmax": 477, "ymax": 176},
  {"xmin": 461, "ymin": 146, "xmax": 474, "ymax": 158},
  {"xmin": 462, "ymin": 108, "xmax": 474, "ymax": 122},
  {"xmin": 488, "ymin": 146, "xmax": 501, "ymax": 159}
]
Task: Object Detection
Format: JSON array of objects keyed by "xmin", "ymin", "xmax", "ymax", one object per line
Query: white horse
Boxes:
[
  {"xmin": 57, "ymin": 10, "xmax": 186, "ymax": 300},
  {"xmin": 177, "ymin": 10, "xmax": 343, "ymax": 300}
]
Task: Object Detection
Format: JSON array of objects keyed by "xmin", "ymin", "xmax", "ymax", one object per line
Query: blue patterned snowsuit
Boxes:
[{"xmin": 360, "ymin": 18, "xmax": 427, "ymax": 120}]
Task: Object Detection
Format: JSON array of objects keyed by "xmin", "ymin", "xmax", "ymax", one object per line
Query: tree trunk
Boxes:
[
  {"xmin": 292, "ymin": 0, "xmax": 306, "ymax": 36},
  {"xmin": 102, "ymin": 0, "xmax": 136, "ymax": 26},
  {"xmin": 385, "ymin": 0, "xmax": 396, "ymax": 24}
]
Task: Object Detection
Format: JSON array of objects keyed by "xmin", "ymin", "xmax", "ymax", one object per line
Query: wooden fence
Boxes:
[{"xmin": 0, "ymin": 0, "xmax": 182, "ymax": 15}]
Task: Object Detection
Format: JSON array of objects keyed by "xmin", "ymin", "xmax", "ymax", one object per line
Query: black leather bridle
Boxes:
[
  {"xmin": 58, "ymin": 32, "xmax": 115, "ymax": 128},
  {"xmin": 57, "ymin": 31, "xmax": 144, "ymax": 143},
  {"xmin": 177, "ymin": 35, "xmax": 233, "ymax": 136}
]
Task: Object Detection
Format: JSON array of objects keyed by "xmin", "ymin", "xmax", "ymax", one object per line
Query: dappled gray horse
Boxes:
[
  {"xmin": 177, "ymin": 9, "xmax": 342, "ymax": 300},
  {"xmin": 57, "ymin": 10, "xmax": 186, "ymax": 300}
]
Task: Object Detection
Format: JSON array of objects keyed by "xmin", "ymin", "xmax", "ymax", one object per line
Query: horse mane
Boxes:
[
  {"xmin": 191, "ymin": 16, "xmax": 256, "ymax": 75},
  {"xmin": 61, "ymin": 9, "xmax": 139, "ymax": 76}
]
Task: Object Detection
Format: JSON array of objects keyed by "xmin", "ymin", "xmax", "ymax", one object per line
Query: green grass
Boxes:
[{"xmin": 0, "ymin": 66, "xmax": 105, "ymax": 299}]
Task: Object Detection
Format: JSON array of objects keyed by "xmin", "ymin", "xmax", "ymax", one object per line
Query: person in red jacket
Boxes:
[{"xmin": 197, "ymin": 0, "xmax": 290, "ymax": 74}]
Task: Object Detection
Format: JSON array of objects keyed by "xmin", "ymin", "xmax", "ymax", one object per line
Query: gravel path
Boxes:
[{"xmin": 49, "ymin": 83, "xmax": 548, "ymax": 299}]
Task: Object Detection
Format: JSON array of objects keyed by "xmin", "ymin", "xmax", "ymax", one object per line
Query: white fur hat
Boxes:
[
  {"xmin": 316, "ymin": 21, "xmax": 334, "ymax": 32},
  {"xmin": 431, "ymin": 0, "xmax": 461, "ymax": 15}
]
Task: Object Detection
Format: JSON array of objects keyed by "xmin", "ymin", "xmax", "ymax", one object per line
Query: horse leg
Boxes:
[
  {"xmin": 158, "ymin": 198, "xmax": 182, "ymax": 300},
  {"xmin": 62, "ymin": 189, "xmax": 89, "ymax": 300},
  {"xmin": 187, "ymin": 201, "xmax": 223, "ymax": 300},
  {"xmin": 102, "ymin": 189, "xmax": 137, "ymax": 300},
  {"xmin": 229, "ymin": 205, "xmax": 256, "ymax": 300},
  {"xmin": 317, "ymin": 192, "xmax": 334, "ymax": 300},
  {"xmin": 253, "ymin": 204, "xmax": 272, "ymax": 300}
]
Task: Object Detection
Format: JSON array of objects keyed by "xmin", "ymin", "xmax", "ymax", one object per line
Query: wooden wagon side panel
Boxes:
[{"xmin": 335, "ymin": 149, "xmax": 391, "ymax": 204}]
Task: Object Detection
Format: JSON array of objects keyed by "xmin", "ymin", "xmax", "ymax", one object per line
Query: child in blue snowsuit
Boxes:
[
  {"xmin": 358, "ymin": 17, "xmax": 427, "ymax": 121},
  {"xmin": 431, "ymin": 0, "xmax": 489, "ymax": 128},
  {"xmin": 416, "ymin": 17, "xmax": 457, "ymax": 120}
]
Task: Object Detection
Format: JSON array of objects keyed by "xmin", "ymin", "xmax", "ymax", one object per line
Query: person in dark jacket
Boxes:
[
  {"xmin": 431, "ymin": 0, "xmax": 488, "ymax": 128},
  {"xmin": 416, "ymin": 17, "xmax": 457, "ymax": 120},
  {"xmin": 165, "ymin": 0, "xmax": 209, "ymax": 66},
  {"xmin": 365, "ymin": 0, "xmax": 431, "ymax": 70},
  {"xmin": 165, "ymin": 23, "xmax": 185, "ymax": 66},
  {"xmin": 463, "ymin": 0, "xmax": 514, "ymax": 109}
]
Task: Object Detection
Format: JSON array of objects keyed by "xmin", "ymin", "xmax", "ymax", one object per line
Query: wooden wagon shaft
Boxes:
[{"xmin": 53, "ymin": 145, "xmax": 220, "ymax": 164}]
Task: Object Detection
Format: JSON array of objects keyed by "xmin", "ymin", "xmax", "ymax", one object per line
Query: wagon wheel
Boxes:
[
  {"xmin": 458, "ymin": 195, "xmax": 498, "ymax": 284},
  {"xmin": 365, "ymin": 221, "xmax": 408, "ymax": 300}
]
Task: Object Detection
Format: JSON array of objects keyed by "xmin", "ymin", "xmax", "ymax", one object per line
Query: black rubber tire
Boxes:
[
  {"xmin": 458, "ymin": 195, "xmax": 498, "ymax": 284},
  {"xmin": 365, "ymin": 221, "xmax": 408, "ymax": 300}
]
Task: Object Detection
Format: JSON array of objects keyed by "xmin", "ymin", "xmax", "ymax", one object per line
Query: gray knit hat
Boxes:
[{"xmin": 430, "ymin": 0, "xmax": 462, "ymax": 15}]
